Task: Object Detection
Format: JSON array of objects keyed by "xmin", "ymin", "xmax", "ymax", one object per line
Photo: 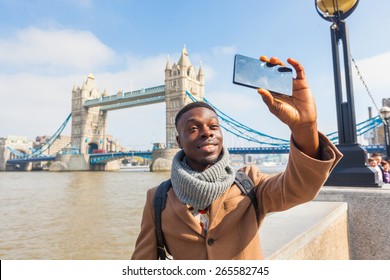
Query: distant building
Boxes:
[
  {"xmin": 105, "ymin": 135, "xmax": 124, "ymax": 152},
  {"xmin": 364, "ymin": 101, "xmax": 388, "ymax": 146},
  {"xmin": 0, "ymin": 136, "xmax": 33, "ymax": 171},
  {"xmin": 34, "ymin": 135, "xmax": 72, "ymax": 155}
]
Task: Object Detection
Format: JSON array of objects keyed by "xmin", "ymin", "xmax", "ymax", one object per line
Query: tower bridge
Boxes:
[
  {"xmin": 57, "ymin": 47, "xmax": 203, "ymax": 171},
  {"xmin": 1, "ymin": 47, "xmax": 385, "ymax": 171}
]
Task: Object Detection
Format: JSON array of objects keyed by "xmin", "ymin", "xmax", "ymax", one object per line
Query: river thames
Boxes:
[{"xmin": 0, "ymin": 166, "xmax": 284, "ymax": 260}]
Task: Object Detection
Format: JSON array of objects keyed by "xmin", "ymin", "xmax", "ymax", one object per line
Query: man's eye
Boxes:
[
  {"xmin": 188, "ymin": 126, "xmax": 198, "ymax": 131},
  {"xmin": 210, "ymin": 124, "xmax": 219, "ymax": 129}
]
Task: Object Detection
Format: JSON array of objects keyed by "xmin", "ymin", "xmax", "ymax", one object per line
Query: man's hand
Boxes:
[{"xmin": 257, "ymin": 56, "xmax": 320, "ymax": 159}]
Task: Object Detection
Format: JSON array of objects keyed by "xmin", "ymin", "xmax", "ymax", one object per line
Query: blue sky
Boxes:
[{"xmin": 1, "ymin": 0, "xmax": 390, "ymax": 150}]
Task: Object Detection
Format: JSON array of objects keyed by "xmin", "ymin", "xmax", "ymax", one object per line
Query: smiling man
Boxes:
[
  {"xmin": 131, "ymin": 56, "xmax": 343, "ymax": 260},
  {"xmin": 175, "ymin": 103, "xmax": 223, "ymax": 171}
]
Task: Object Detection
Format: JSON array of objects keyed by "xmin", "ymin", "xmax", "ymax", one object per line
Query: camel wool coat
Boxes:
[{"xmin": 131, "ymin": 133, "xmax": 342, "ymax": 260}]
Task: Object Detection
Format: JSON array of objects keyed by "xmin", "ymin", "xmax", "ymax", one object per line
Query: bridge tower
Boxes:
[
  {"xmin": 71, "ymin": 74, "xmax": 108, "ymax": 154},
  {"xmin": 164, "ymin": 47, "xmax": 204, "ymax": 148}
]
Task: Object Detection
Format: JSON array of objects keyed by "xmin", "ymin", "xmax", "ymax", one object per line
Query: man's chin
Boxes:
[{"xmin": 199, "ymin": 155, "xmax": 220, "ymax": 167}]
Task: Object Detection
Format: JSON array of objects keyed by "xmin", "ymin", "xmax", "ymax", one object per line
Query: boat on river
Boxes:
[{"xmin": 120, "ymin": 164, "xmax": 150, "ymax": 172}]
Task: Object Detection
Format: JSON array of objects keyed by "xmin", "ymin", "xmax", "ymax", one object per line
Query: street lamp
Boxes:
[
  {"xmin": 379, "ymin": 106, "xmax": 390, "ymax": 159},
  {"xmin": 316, "ymin": 0, "xmax": 359, "ymax": 21},
  {"xmin": 315, "ymin": 0, "xmax": 378, "ymax": 187}
]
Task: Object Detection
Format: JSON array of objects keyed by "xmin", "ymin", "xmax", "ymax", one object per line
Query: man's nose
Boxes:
[{"xmin": 201, "ymin": 126, "xmax": 213, "ymax": 137}]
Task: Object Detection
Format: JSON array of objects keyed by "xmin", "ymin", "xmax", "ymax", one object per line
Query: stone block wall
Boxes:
[
  {"xmin": 260, "ymin": 201, "xmax": 349, "ymax": 260},
  {"xmin": 315, "ymin": 186, "xmax": 390, "ymax": 259}
]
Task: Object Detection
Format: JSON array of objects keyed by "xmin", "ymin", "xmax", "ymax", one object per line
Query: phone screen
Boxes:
[{"xmin": 233, "ymin": 54, "xmax": 293, "ymax": 95}]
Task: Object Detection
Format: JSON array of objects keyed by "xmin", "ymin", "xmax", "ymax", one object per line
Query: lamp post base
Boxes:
[{"xmin": 325, "ymin": 143, "xmax": 379, "ymax": 187}]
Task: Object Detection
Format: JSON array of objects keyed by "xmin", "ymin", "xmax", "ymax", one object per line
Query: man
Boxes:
[
  {"xmin": 371, "ymin": 152, "xmax": 384, "ymax": 183},
  {"xmin": 380, "ymin": 160, "xmax": 390, "ymax": 183},
  {"xmin": 131, "ymin": 56, "xmax": 342, "ymax": 260}
]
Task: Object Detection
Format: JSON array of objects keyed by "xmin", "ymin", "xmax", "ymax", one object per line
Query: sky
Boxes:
[{"xmin": 1, "ymin": 0, "xmax": 390, "ymax": 150}]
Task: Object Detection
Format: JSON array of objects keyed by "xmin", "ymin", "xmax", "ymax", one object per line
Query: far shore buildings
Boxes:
[
  {"xmin": 0, "ymin": 136, "xmax": 33, "ymax": 170},
  {"xmin": 362, "ymin": 98, "xmax": 390, "ymax": 147},
  {"xmin": 0, "ymin": 134, "xmax": 124, "ymax": 171}
]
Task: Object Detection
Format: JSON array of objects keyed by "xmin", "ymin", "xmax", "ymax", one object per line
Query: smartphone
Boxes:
[{"xmin": 233, "ymin": 54, "xmax": 293, "ymax": 95}]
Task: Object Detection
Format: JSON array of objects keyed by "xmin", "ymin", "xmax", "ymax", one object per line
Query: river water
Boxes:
[{"xmin": 0, "ymin": 165, "xmax": 285, "ymax": 260}]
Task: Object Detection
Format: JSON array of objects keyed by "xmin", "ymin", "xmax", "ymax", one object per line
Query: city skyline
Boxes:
[{"xmin": 1, "ymin": 0, "xmax": 390, "ymax": 150}]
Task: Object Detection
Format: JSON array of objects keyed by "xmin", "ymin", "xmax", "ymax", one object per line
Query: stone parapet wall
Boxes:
[
  {"xmin": 260, "ymin": 201, "xmax": 349, "ymax": 260},
  {"xmin": 315, "ymin": 186, "xmax": 390, "ymax": 260}
]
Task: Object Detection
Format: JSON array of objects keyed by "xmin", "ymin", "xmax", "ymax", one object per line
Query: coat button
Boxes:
[{"xmin": 207, "ymin": 238, "xmax": 215, "ymax": 246}]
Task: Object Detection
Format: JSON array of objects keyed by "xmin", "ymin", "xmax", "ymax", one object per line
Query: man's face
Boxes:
[
  {"xmin": 369, "ymin": 160, "xmax": 377, "ymax": 168},
  {"xmin": 176, "ymin": 107, "xmax": 223, "ymax": 172},
  {"xmin": 374, "ymin": 156, "xmax": 382, "ymax": 164}
]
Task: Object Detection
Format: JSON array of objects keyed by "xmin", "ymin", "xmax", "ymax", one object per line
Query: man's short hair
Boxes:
[
  {"xmin": 175, "ymin": 101, "xmax": 217, "ymax": 128},
  {"xmin": 371, "ymin": 153, "xmax": 382, "ymax": 157}
]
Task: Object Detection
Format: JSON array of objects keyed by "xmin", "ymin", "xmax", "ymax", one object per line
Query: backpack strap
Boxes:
[
  {"xmin": 234, "ymin": 171, "xmax": 259, "ymax": 220},
  {"xmin": 153, "ymin": 179, "xmax": 172, "ymax": 260}
]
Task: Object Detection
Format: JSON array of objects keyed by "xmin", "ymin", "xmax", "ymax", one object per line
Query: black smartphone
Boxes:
[{"xmin": 233, "ymin": 54, "xmax": 293, "ymax": 95}]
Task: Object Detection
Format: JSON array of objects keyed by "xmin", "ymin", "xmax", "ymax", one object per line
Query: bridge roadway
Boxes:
[
  {"xmin": 83, "ymin": 85, "xmax": 166, "ymax": 111},
  {"xmin": 7, "ymin": 155, "xmax": 56, "ymax": 165},
  {"xmin": 6, "ymin": 145, "xmax": 386, "ymax": 165},
  {"xmin": 89, "ymin": 151, "xmax": 152, "ymax": 164}
]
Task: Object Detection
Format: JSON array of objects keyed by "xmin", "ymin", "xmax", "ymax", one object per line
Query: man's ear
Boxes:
[{"xmin": 176, "ymin": 135, "xmax": 182, "ymax": 149}]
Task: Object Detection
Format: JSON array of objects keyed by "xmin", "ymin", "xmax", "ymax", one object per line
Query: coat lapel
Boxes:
[
  {"xmin": 167, "ymin": 188, "xmax": 204, "ymax": 236},
  {"xmin": 209, "ymin": 186, "xmax": 231, "ymax": 230},
  {"xmin": 208, "ymin": 184, "xmax": 244, "ymax": 231}
]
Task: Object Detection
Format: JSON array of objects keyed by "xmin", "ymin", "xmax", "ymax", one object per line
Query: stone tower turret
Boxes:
[
  {"xmin": 71, "ymin": 74, "xmax": 107, "ymax": 154},
  {"xmin": 164, "ymin": 47, "xmax": 204, "ymax": 148}
]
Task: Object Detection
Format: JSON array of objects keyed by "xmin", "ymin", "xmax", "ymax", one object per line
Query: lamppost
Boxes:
[
  {"xmin": 379, "ymin": 106, "xmax": 390, "ymax": 159},
  {"xmin": 315, "ymin": 0, "xmax": 378, "ymax": 187}
]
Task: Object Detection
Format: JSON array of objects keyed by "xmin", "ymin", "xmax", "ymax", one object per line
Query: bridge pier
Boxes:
[
  {"xmin": 6, "ymin": 162, "xmax": 32, "ymax": 171},
  {"xmin": 49, "ymin": 154, "xmax": 121, "ymax": 171},
  {"xmin": 90, "ymin": 160, "xmax": 120, "ymax": 171},
  {"xmin": 150, "ymin": 147, "xmax": 180, "ymax": 172},
  {"xmin": 49, "ymin": 154, "xmax": 90, "ymax": 171}
]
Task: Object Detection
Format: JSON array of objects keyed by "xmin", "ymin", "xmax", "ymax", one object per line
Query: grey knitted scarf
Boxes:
[{"xmin": 170, "ymin": 147, "xmax": 236, "ymax": 210}]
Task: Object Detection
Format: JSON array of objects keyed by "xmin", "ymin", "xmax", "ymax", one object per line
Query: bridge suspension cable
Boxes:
[
  {"xmin": 185, "ymin": 91, "xmax": 382, "ymax": 147},
  {"xmin": 328, "ymin": 115, "xmax": 382, "ymax": 145},
  {"xmin": 186, "ymin": 91, "xmax": 290, "ymax": 147},
  {"xmin": 7, "ymin": 113, "xmax": 72, "ymax": 158},
  {"xmin": 356, "ymin": 115, "xmax": 382, "ymax": 136},
  {"xmin": 351, "ymin": 56, "xmax": 383, "ymax": 119}
]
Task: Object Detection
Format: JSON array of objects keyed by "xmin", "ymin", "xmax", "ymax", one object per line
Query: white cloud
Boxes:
[
  {"xmin": 212, "ymin": 46, "xmax": 237, "ymax": 56},
  {"xmin": 308, "ymin": 51, "xmax": 390, "ymax": 137},
  {"xmin": 0, "ymin": 73, "xmax": 77, "ymax": 137},
  {"xmin": 0, "ymin": 27, "xmax": 173, "ymax": 149},
  {"xmin": 352, "ymin": 52, "xmax": 390, "ymax": 94},
  {"xmin": 0, "ymin": 27, "xmax": 117, "ymax": 74},
  {"xmin": 352, "ymin": 52, "xmax": 390, "ymax": 118}
]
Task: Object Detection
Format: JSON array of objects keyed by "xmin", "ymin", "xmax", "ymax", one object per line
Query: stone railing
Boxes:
[
  {"xmin": 315, "ymin": 186, "xmax": 390, "ymax": 260},
  {"xmin": 260, "ymin": 201, "xmax": 349, "ymax": 260}
]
